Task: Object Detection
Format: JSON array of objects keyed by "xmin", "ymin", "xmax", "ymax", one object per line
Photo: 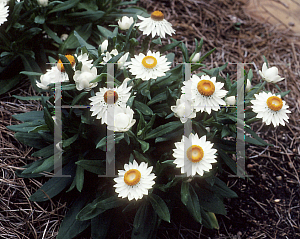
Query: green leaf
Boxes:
[
  {"xmin": 149, "ymin": 194, "xmax": 170, "ymax": 223},
  {"xmin": 212, "ymin": 177, "xmax": 238, "ymax": 198},
  {"xmin": 21, "ymin": 158, "xmax": 46, "ymax": 175},
  {"xmin": 61, "ymin": 84, "xmax": 76, "ymax": 90},
  {"xmin": 199, "ymin": 48, "xmax": 216, "ymax": 63},
  {"xmin": 132, "ymin": 201, "xmax": 158, "ymax": 239},
  {"xmin": 137, "ymin": 139, "xmax": 149, "ymax": 153},
  {"xmin": 14, "ymin": 132, "xmax": 48, "ymax": 149},
  {"xmin": 145, "ymin": 121, "xmax": 182, "ymax": 140},
  {"xmin": 200, "ymin": 208, "xmax": 219, "ymax": 229},
  {"xmin": 147, "ymin": 92, "xmax": 166, "ymax": 105},
  {"xmin": 179, "ymin": 42, "xmax": 189, "ymax": 62},
  {"xmin": 151, "ymin": 37, "xmax": 161, "ymax": 45},
  {"xmin": 63, "ymin": 134, "xmax": 78, "ymax": 148},
  {"xmin": 96, "ymin": 133, "xmax": 124, "ymax": 149},
  {"xmin": 13, "ymin": 111, "xmax": 44, "ymax": 122},
  {"xmin": 56, "ymin": 192, "xmax": 91, "ymax": 239},
  {"xmin": 196, "ymin": 186, "xmax": 227, "ymax": 215},
  {"xmin": 43, "ymin": 107, "xmax": 54, "ymax": 134},
  {"xmin": 76, "ymin": 196, "xmax": 126, "ymax": 221},
  {"xmin": 134, "ymin": 100, "xmax": 153, "ymax": 116},
  {"xmin": 19, "ymin": 53, "xmax": 42, "ymax": 92},
  {"xmin": 166, "ymin": 53, "xmax": 175, "ymax": 63},
  {"xmin": 278, "ymin": 90, "xmax": 290, "ymax": 98},
  {"xmin": 89, "ymin": 73, "xmax": 108, "ymax": 83},
  {"xmin": 20, "ymin": 71, "xmax": 43, "ymax": 76},
  {"xmin": 97, "ymin": 25, "xmax": 115, "ymax": 38},
  {"xmin": 75, "ymin": 165, "xmax": 84, "ymax": 192},
  {"xmin": 34, "ymin": 15, "xmax": 45, "ymax": 24},
  {"xmin": 247, "ymin": 69, "xmax": 253, "ymax": 81},
  {"xmin": 71, "ymin": 91, "xmax": 89, "ymax": 105},
  {"xmin": 32, "ymin": 155, "xmax": 54, "ymax": 173},
  {"xmin": 7, "ymin": 120, "xmax": 45, "ymax": 133},
  {"xmin": 13, "ymin": 95, "xmax": 43, "ymax": 101},
  {"xmin": 136, "ymin": 110, "xmax": 146, "ymax": 136},
  {"xmin": 43, "ymin": 24, "xmax": 63, "ymax": 44},
  {"xmin": 6, "ymin": 1, "xmax": 23, "ymax": 31},
  {"xmin": 221, "ymin": 126, "xmax": 233, "ymax": 138},
  {"xmin": 32, "ymin": 144, "xmax": 54, "ymax": 158},
  {"xmin": 75, "ymin": 160, "xmax": 105, "ymax": 175},
  {"xmin": 0, "ymin": 75, "xmax": 20, "ymax": 95},
  {"xmin": 29, "ymin": 159, "xmax": 76, "ymax": 202},
  {"xmin": 91, "ymin": 210, "xmax": 112, "ymax": 239},
  {"xmin": 49, "ymin": 0, "xmax": 80, "ymax": 13},
  {"xmin": 74, "ymin": 31, "xmax": 98, "ymax": 56},
  {"xmin": 195, "ymin": 38, "xmax": 204, "ymax": 52},
  {"xmin": 263, "ymin": 55, "xmax": 268, "ymax": 67},
  {"xmin": 132, "ymin": 150, "xmax": 152, "ymax": 165},
  {"xmin": 217, "ymin": 148, "xmax": 237, "ymax": 174},
  {"xmin": 66, "ymin": 10, "xmax": 105, "ymax": 23},
  {"xmin": 244, "ymin": 127, "xmax": 271, "ymax": 146},
  {"xmin": 181, "ymin": 182, "xmax": 202, "ymax": 223},
  {"xmin": 160, "ymin": 39, "xmax": 181, "ymax": 53}
]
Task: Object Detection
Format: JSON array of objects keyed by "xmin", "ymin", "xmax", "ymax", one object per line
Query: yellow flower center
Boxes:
[
  {"xmin": 142, "ymin": 56, "xmax": 157, "ymax": 69},
  {"xmin": 197, "ymin": 80, "xmax": 215, "ymax": 96},
  {"xmin": 124, "ymin": 169, "xmax": 141, "ymax": 186},
  {"xmin": 104, "ymin": 90, "xmax": 118, "ymax": 104},
  {"xmin": 57, "ymin": 55, "xmax": 75, "ymax": 72},
  {"xmin": 187, "ymin": 145, "xmax": 204, "ymax": 163},
  {"xmin": 151, "ymin": 11, "xmax": 164, "ymax": 21},
  {"xmin": 266, "ymin": 96, "xmax": 283, "ymax": 111}
]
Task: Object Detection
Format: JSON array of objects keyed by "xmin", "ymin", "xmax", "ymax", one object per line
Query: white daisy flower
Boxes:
[
  {"xmin": 89, "ymin": 79, "xmax": 132, "ymax": 124},
  {"xmin": 172, "ymin": 133, "xmax": 217, "ymax": 177},
  {"xmin": 118, "ymin": 16, "xmax": 134, "ymax": 30},
  {"xmin": 182, "ymin": 74, "xmax": 227, "ymax": 114},
  {"xmin": 114, "ymin": 160, "xmax": 156, "ymax": 201},
  {"xmin": 126, "ymin": 50, "xmax": 171, "ymax": 81},
  {"xmin": 251, "ymin": 92, "xmax": 291, "ymax": 127},
  {"xmin": 73, "ymin": 64, "xmax": 98, "ymax": 91},
  {"xmin": 171, "ymin": 94, "xmax": 196, "ymax": 123},
  {"xmin": 76, "ymin": 52, "xmax": 93, "ymax": 69},
  {"xmin": 259, "ymin": 62, "xmax": 284, "ymax": 83},
  {"xmin": 0, "ymin": 1, "xmax": 9, "ymax": 26},
  {"xmin": 36, "ymin": 66, "xmax": 69, "ymax": 90},
  {"xmin": 136, "ymin": 10, "xmax": 175, "ymax": 38},
  {"xmin": 107, "ymin": 105, "xmax": 136, "ymax": 132}
]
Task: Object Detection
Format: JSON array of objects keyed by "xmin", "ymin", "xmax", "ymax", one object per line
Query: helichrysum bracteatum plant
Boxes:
[
  {"xmin": 7, "ymin": 7, "xmax": 291, "ymax": 239},
  {"xmin": 0, "ymin": 0, "xmax": 144, "ymax": 94}
]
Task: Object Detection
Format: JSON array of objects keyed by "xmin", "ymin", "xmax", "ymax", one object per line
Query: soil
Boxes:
[{"xmin": 1, "ymin": 0, "xmax": 300, "ymax": 238}]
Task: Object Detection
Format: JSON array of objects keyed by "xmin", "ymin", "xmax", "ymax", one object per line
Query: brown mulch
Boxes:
[{"xmin": 1, "ymin": 0, "xmax": 299, "ymax": 238}]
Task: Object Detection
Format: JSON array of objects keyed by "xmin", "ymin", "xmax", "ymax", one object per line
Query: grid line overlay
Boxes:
[{"xmin": 49, "ymin": 62, "xmax": 250, "ymax": 178}]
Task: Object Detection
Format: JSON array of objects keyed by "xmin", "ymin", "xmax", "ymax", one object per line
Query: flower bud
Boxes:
[
  {"xmin": 118, "ymin": 16, "xmax": 134, "ymax": 30},
  {"xmin": 225, "ymin": 96, "xmax": 236, "ymax": 105},
  {"xmin": 38, "ymin": 0, "xmax": 48, "ymax": 7},
  {"xmin": 259, "ymin": 62, "xmax": 284, "ymax": 83},
  {"xmin": 191, "ymin": 52, "xmax": 201, "ymax": 63},
  {"xmin": 100, "ymin": 40, "xmax": 108, "ymax": 53},
  {"xmin": 60, "ymin": 34, "xmax": 68, "ymax": 41},
  {"xmin": 245, "ymin": 79, "xmax": 251, "ymax": 93}
]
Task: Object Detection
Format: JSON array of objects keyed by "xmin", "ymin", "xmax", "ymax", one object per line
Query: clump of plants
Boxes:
[
  {"xmin": 7, "ymin": 6, "xmax": 290, "ymax": 239},
  {"xmin": 0, "ymin": 0, "xmax": 144, "ymax": 94}
]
